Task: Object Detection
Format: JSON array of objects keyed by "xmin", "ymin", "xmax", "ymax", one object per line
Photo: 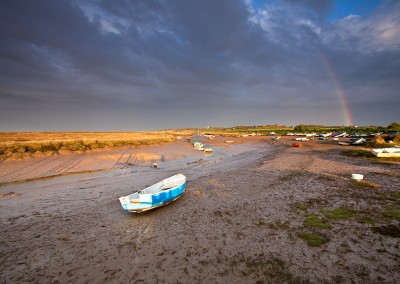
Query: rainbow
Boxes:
[{"xmin": 320, "ymin": 54, "xmax": 353, "ymax": 126}]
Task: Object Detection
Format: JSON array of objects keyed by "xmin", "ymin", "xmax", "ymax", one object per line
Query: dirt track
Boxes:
[{"xmin": 0, "ymin": 136, "xmax": 399, "ymax": 283}]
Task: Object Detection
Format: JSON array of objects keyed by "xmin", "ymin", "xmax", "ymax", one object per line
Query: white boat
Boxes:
[
  {"xmin": 371, "ymin": 148, "xmax": 400, "ymax": 158},
  {"xmin": 332, "ymin": 132, "xmax": 347, "ymax": 138},
  {"xmin": 349, "ymin": 138, "xmax": 366, "ymax": 145},
  {"xmin": 321, "ymin": 132, "xmax": 332, "ymax": 137},
  {"xmin": 119, "ymin": 174, "xmax": 186, "ymax": 213},
  {"xmin": 295, "ymin": 137, "xmax": 309, "ymax": 141},
  {"xmin": 193, "ymin": 141, "xmax": 204, "ymax": 150}
]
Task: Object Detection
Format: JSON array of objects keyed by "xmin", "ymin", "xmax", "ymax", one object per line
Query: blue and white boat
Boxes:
[{"xmin": 119, "ymin": 174, "xmax": 186, "ymax": 213}]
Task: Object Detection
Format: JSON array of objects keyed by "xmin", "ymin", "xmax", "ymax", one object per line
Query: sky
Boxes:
[{"xmin": 0, "ymin": 0, "xmax": 399, "ymax": 131}]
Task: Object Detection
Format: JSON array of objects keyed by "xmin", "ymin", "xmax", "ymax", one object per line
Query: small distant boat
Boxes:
[
  {"xmin": 204, "ymin": 148, "xmax": 213, "ymax": 153},
  {"xmin": 272, "ymin": 137, "xmax": 280, "ymax": 140},
  {"xmin": 119, "ymin": 174, "xmax": 186, "ymax": 213},
  {"xmin": 371, "ymin": 148, "xmax": 400, "ymax": 158},
  {"xmin": 349, "ymin": 138, "xmax": 366, "ymax": 145},
  {"xmin": 332, "ymin": 132, "xmax": 347, "ymax": 138},
  {"xmin": 321, "ymin": 132, "xmax": 332, "ymax": 137},
  {"xmin": 318, "ymin": 137, "xmax": 328, "ymax": 140},
  {"xmin": 292, "ymin": 143, "xmax": 301, "ymax": 147},
  {"xmin": 339, "ymin": 138, "xmax": 366, "ymax": 146},
  {"xmin": 225, "ymin": 140, "xmax": 234, "ymax": 144},
  {"xmin": 193, "ymin": 141, "xmax": 204, "ymax": 150},
  {"xmin": 295, "ymin": 137, "xmax": 309, "ymax": 141}
]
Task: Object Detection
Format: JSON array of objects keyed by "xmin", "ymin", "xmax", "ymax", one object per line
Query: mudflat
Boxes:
[{"xmin": 0, "ymin": 136, "xmax": 399, "ymax": 283}]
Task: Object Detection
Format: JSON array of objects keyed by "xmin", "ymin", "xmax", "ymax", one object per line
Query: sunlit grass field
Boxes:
[{"xmin": 0, "ymin": 132, "xmax": 176, "ymax": 157}]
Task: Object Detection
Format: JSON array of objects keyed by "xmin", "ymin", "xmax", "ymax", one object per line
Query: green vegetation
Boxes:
[
  {"xmin": 299, "ymin": 232, "xmax": 330, "ymax": 247},
  {"xmin": 350, "ymin": 179, "xmax": 380, "ymax": 189},
  {"xmin": 385, "ymin": 209, "xmax": 400, "ymax": 219},
  {"xmin": 268, "ymin": 219, "xmax": 290, "ymax": 230},
  {"xmin": 322, "ymin": 208, "xmax": 355, "ymax": 220},
  {"xmin": 304, "ymin": 214, "xmax": 332, "ymax": 229},
  {"xmin": 391, "ymin": 192, "xmax": 400, "ymax": 199},
  {"xmin": 387, "ymin": 122, "xmax": 400, "ymax": 131},
  {"xmin": 296, "ymin": 203, "xmax": 310, "ymax": 211},
  {"xmin": 255, "ymin": 219, "xmax": 266, "ymax": 226}
]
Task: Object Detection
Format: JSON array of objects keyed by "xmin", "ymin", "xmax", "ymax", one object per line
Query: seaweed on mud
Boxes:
[
  {"xmin": 242, "ymin": 254, "xmax": 307, "ymax": 283},
  {"xmin": 268, "ymin": 219, "xmax": 290, "ymax": 230},
  {"xmin": 299, "ymin": 232, "xmax": 330, "ymax": 247},
  {"xmin": 372, "ymin": 223, "xmax": 400, "ymax": 238}
]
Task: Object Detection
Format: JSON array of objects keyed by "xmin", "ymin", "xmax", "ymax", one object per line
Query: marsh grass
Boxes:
[
  {"xmin": 322, "ymin": 208, "xmax": 355, "ymax": 220},
  {"xmin": 268, "ymin": 219, "xmax": 290, "ymax": 230},
  {"xmin": 255, "ymin": 219, "xmax": 266, "ymax": 226},
  {"xmin": 385, "ymin": 209, "xmax": 400, "ymax": 219},
  {"xmin": 304, "ymin": 214, "xmax": 332, "ymax": 229},
  {"xmin": 391, "ymin": 192, "xmax": 400, "ymax": 200},
  {"xmin": 299, "ymin": 232, "xmax": 330, "ymax": 247},
  {"xmin": 0, "ymin": 132, "xmax": 175, "ymax": 157},
  {"xmin": 296, "ymin": 203, "xmax": 310, "ymax": 211}
]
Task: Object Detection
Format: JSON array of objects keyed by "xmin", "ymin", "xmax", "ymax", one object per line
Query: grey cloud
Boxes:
[{"xmin": 0, "ymin": 0, "xmax": 399, "ymax": 130}]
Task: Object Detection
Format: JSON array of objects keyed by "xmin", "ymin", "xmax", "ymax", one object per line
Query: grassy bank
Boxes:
[{"xmin": 0, "ymin": 132, "xmax": 175, "ymax": 158}]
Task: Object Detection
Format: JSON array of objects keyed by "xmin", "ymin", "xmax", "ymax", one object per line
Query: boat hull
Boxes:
[
  {"xmin": 120, "ymin": 181, "xmax": 186, "ymax": 213},
  {"xmin": 371, "ymin": 148, "xmax": 400, "ymax": 158}
]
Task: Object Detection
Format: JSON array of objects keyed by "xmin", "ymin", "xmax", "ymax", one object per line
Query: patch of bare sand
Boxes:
[
  {"xmin": 0, "ymin": 137, "xmax": 399, "ymax": 283},
  {"xmin": 0, "ymin": 141, "xmax": 204, "ymax": 184}
]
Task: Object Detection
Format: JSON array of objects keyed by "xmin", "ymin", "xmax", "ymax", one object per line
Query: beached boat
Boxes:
[
  {"xmin": 119, "ymin": 174, "xmax": 186, "ymax": 213},
  {"xmin": 339, "ymin": 138, "xmax": 366, "ymax": 146},
  {"xmin": 349, "ymin": 138, "xmax": 366, "ymax": 145},
  {"xmin": 204, "ymin": 148, "xmax": 213, "ymax": 153},
  {"xmin": 292, "ymin": 143, "xmax": 301, "ymax": 147},
  {"xmin": 193, "ymin": 141, "xmax": 204, "ymax": 150},
  {"xmin": 295, "ymin": 137, "xmax": 309, "ymax": 141},
  {"xmin": 321, "ymin": 132, "xmax": 332, "ymax": 137},
  {"xmin": 371, "ymin": 148, "xmax": 400, "ymax": 158},
  {"xmin": 332, "ymin": 132, "xmax": 347, "ymax": 138}
]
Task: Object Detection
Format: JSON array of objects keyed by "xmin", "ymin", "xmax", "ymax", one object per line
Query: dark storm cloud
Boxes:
[{"xmin": 0, "ymin": 0, "xmax": 399, "ymax": 130}]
